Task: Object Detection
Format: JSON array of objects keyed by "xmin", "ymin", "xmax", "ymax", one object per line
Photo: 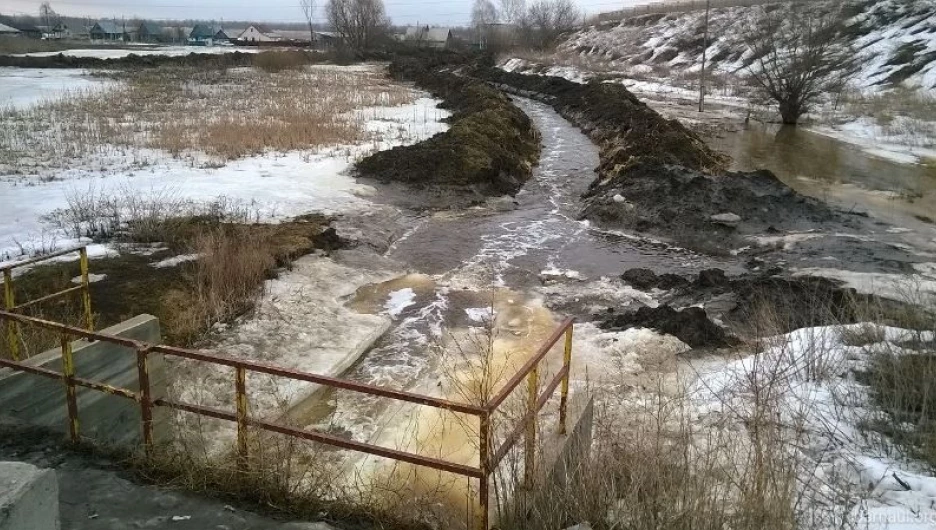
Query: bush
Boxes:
[{"xmin": 252, "ymin": 50, "xmax": 312, "ymax": 72}]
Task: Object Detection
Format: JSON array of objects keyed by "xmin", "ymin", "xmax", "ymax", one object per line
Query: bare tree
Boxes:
[
  {"xmin": 741, "ymin": 1, "xmax": 858, "ymax": 125},
  {"xmin": 472, "ymin": 0, "xmax": 498, "ymax": 49},
  {"xmin": 524, "ymin": 0, "xmax": 580, "ymax": 49},
  {"xmin": 326, "ymin": 0, "xmax": 389, "ymax": 51},
  {"xmin": 39, "ymin": 2, "xmax": 58, "ymax": 30},
  {"xmin": 498, "ymin": 0, "xmax": 525, "ymax": 25},
  {"xmin": 300, "ymin": 0, "xmax": 317, "ymax": 47}
]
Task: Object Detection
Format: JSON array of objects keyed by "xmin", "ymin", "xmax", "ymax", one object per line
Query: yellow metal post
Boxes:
[
  {"xmin": 235, "ymin": 366, "xmax": 248, "ymax": 469},
  {"xmin": 61, "ymin": 333, "xmax": 79, "ymax": 443},
  {"xmin": 478, "ymin": 412, "xmax": 490, "ymax": 530},
  {"xmin": 559, "ymin": 325, "xmax": 574, "ymax": 435},
  {"xmin": 524, "ymin": 366, "xmax": 538, "ymax": 489},
  {"xmin": 136, "ymin": 347, "xmax": 154, "ymax": 456},
  {"xmin": 79, "ymin": 247, "xmax": 93, "ymax": 331},
  {"xmin": 3, "ymin": 269, "xmax": 19, "ymax": 361}
]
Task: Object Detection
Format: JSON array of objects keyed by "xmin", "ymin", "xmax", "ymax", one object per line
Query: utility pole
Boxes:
[{"xmin": 698, "ymin": 0, "xmax": 710, "ymax": 112}]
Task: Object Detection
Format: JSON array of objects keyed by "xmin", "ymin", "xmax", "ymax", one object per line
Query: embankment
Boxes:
[
  {"xmin": 479, "ymin": 67, "xmax": 858, "ymax": 252},
  {"xmin": 355, "ymin": 54, "xmax": 540, "ymax": 205}
]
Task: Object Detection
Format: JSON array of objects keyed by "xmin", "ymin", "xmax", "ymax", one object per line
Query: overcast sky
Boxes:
[{"xmin": 3, "ymin": 0, "xmax": 647, "ymax": 27}]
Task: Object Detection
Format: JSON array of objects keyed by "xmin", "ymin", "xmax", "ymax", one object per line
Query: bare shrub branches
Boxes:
[{"xmin": 741, "ymin": 1, "xmax": 859, "ymax": 125}]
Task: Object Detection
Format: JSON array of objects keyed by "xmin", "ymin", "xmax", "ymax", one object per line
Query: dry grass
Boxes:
[{"xmin": 0, "ymin": 64, "xmax": 416, "ymax": 170}]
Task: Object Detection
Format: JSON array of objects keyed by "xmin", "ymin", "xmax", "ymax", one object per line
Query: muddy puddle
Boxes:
[{"xmin": 707, "ymin": 122, "xmax": 936, "ymax": 251}]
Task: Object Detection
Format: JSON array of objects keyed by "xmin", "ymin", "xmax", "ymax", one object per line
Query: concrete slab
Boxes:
[{"xmin": 0, "ymin": 461, "xmax": 59, "ymax": 530}]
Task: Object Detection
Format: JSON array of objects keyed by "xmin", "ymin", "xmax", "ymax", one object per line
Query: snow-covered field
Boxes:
[
  {"xmin": 0, "ymin": 65, "xmax": 450, "ymax": 265},
  {"xmin": 0, "ymin": 67, "xmax": 116, "ymax": 109},
  {"xmin": 11, "ymin": 45, "xmax": 261, "ymax": 60}
]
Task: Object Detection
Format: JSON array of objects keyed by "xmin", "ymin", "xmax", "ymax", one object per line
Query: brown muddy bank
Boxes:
[
  {"xmin": 478, "ymin": 68, "xmax": 875, "ymax": 253},
  {"xmin": 600, "ymin": 267, "xmax": 920, "ymax": 348},
  {"xmin": 354, "ymin": 55, "xmax": 540, "ymax": 206}
]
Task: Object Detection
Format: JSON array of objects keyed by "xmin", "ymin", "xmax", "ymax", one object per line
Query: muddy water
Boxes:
[
  {"xmin": 708, "ymin": 123, "xmax": 936, "ymax": 250},
  {"xmin": 293, "ymin": 99, "xmax": 742, "ymax": 514}
]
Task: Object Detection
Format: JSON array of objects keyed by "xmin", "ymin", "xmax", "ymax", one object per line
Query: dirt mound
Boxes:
[
  {"xmin": 482, "ymin": 67, "xmax": 726, "ymax": 174},
  {"xmin": 602, "ymin": 305, "xmax": 739, "ymax": 348},
  {"xmin": 582, "ymin": 163, "xmax": 850, "ymax": 240},
  {"xmin": 617, "ymin": 267, "xmax": 918, "ymax": 337},
  {"xmin": 356, "ymin": 56, "xmax": 539, "ymax": 200},
  {"xmin": 479, "ymin": 68, "xmax": 869, "ymax": 255}
]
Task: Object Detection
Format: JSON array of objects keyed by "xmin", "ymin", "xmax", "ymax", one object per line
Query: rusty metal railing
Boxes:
[
  {"xmin": 2, "ymin": 246, "xmax": 94, "ymax": 361},
  {"xmin": 0, "ymin": 309, "xmax": 574, "ymax": 530}
]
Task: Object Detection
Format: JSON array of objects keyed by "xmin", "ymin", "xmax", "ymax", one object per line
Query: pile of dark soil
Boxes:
[
  {"xmin": 478, "ymin": 67, "xmax": 862, "ymax": 253},
  {"xmin": 602, "ymin": 305, "xmax": 739, "ymax": 348},
  {"xmin": 356, "ymin": 55, "xmax": 540, "ymax": 200},
  {"xmin": 613, "ymin": 267, "xmax": 918, "ymax": 340}
]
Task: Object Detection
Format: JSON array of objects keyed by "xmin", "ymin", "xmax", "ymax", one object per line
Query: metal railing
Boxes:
[
  {"xmin": 2, "ymin": 245, "xmax": 94, "ymax": 361},
  {"xmin": 0, "ymin": 306, "xmax": 575, "ymax": 530}
]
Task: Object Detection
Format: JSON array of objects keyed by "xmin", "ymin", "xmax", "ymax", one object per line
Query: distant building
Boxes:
[
  {"xmin": 0, "ymin": 22, "xmax": 21, "ymax": 36},
  {"xmin": 137, "ymin": 21, "xmax": 164, "ymax": 43},
  {"xmin": 89, "ymin": 21, "xmax": 126, "ymax": 41},
  {"xmin": 403, "ymin": 26, "xmax": 453, "ymax": 49},
  {"xmin": 238, "ymin": 24, "xmax": 281, "ymax": 43},
  {"xmin": 9, "ymin": 22, "xmax": 42, "ymax": 39},
  {"xmin": 189, "ymin": 24, "xmax": 229, "ymax": 45}
]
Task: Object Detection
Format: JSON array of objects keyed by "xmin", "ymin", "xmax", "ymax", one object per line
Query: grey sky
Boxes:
[{"xmin": 3, "ymin": 0, "xmax": 645, "ymax": 27}]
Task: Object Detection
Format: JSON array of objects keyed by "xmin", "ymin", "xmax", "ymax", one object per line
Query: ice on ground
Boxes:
[
  {"xmin": 174, "ymin": 253, "xmax": 400, "ymax": 452},
  {"xmin": 384, "ymin": 288, "xmax": 416, "ymax": 317},
  {"xmin": 70, "ymin": 273, "xmax": 106, "ymax": 284},
  {"xmin": 12, "ymin": 46, "xmax": 261, "ymax": 60},
  {"xmin": 464, "ymin": 307, "xmax": 494, "ymax": 323},
  {"xmin": 0, "ymin": 68, "xmax": 116, "ymax": 109},
  {"xmin": 793, "ymin": 266, "xmax": 936, "ymax": 301},
  {"xmin": 151, "ymin": 254, "xmax": 200, "ymax": 269}
]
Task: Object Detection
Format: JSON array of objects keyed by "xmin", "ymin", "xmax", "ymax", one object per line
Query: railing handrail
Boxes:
[
  {"xmin": 486, "ymin": 317, "xmax": 574, "ymax": 411},
  {"xmin": 0, "ymin": 307, "xmax": 577, "ymax": 530},
  {"xmin": 0, "ymin": 245, "xmax": 88, "ymax": 272}
]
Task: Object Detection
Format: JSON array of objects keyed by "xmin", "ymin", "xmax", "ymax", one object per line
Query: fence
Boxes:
[
  {"xmin": 0, "ymin": 247, "xmax": 577, "ymax": 530},
  {"xmin": 2, "ymin": 246, "xmax": 93, "ymax": 361},
  {"xmin": 597, "ymin": 0, "xmax": 786, "ymax": 22}
]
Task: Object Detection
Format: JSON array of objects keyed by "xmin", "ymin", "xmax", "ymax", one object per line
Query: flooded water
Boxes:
[
  {"xmin": 290, "ymin": 98, "xmax": 742, "ymax": 518},
  {"xmin": 708, "ymin": 123, "xmax": 936, "ymax": 245}
]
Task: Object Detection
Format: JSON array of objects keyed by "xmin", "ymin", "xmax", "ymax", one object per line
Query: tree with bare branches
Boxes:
[
  {"xmin": 524, "ymin": 0, "xmax": 580, "ymax": 49},
  {"xmin": 326, "ymin": 0, "xmax": 389, "ymax": 51},
  {"xmin": 472, "ymin": 0, "xmax": 499, "ymax": 49},
  {"xmin": 741, "ymin": 1, "xmax": 858, "ymax": 125},
  {"xmin": 300, "ymin": 0, "xmax": 316, "ymax": 47}
]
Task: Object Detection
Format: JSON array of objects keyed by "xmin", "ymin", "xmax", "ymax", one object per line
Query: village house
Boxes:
[
  {"xmin": 237, "ymin": 24, "xmax": 281, "ymax": 43},
  {"xmin": 89, "ymin": 20, "xmax": 126, "ymax": 41},
  {"xmin": 189, "ymin": 24, "xmax": 230, "ymax": 45},
  {"xmin": 0, "ymin": 22, "xmax": 20, "ymax": 36},
  {"xmin": 136, "ymin": 21, "xmax": 164, "ymax": 43},
  {"xmin": 402, "ymin": 26, "xmax": 453, "ymax": 49}
]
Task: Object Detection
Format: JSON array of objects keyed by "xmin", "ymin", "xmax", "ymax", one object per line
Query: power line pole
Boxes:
[{"xmin": 698, "ymin": 0, "xmax": 710, "ymax": 112}]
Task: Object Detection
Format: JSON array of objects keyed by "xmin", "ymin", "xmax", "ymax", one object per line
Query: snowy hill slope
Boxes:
[{"xmin": 564, "ymin": 0, "xmax": 936, "ymax": 90}]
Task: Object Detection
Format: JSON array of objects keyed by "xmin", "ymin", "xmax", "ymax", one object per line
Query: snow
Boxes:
[
  {"xmin": 384, "ymin": 288, "xmax": 416, "ymax": 317},
  {"xmin": 793, "ymin": 266, "xmax": 936, "ymax": 301},
  {"xmin": 150, "ymin": 254, "xmax": 199, "ymax": 269},
  {"xmin": 0, "ymin": 94, "xmax": 450, "ymax": 267},
  {"xmin": 0, "ymin": 68, "xmax": 116, "ymax": 110},
  {"xmin": 70, "ymin": 273, "xmax": 106, "ymax": 284},
  {"xmin": 686, "ymin": 324, "xmax": 936, "ymax": 530},
  {"xmin": 12, "ymin": 46, "xmax": 261, "ymax": 60}
]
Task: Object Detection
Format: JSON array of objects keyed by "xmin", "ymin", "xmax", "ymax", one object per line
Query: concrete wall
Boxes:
[
  {"xmin": 0, "ymin": 315, "xmax": 168, "ymax": 449},
  {"xmin": 499, "ymin": 395, "xmax": 595, "ymax": 529},
  {"xmin": 0, "ymin": 461, "xmax": 59, "ymax": 530}
]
